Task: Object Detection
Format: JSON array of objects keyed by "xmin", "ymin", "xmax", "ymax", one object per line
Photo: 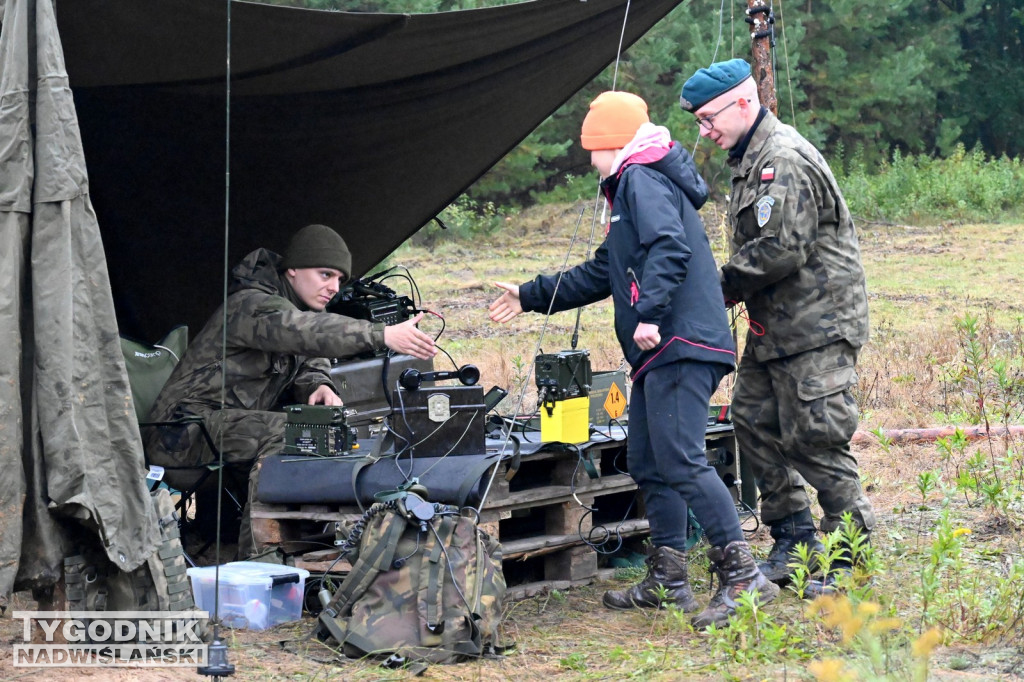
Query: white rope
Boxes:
[
  {"xmin": 152, "ymin": 344, "xmax": 180, "ymax": 364},
  {"xmin": 610, "ymin": 0, "xmax": 633, "ymax": 91},
  {"xmin": 691, "ymin": 0, "xmax": 732, "ymax": 159},
  {"xmin": 473, "ymin": 204, "xmax": 591, "ymax": 514},
  {"xmin": 776, "ymin": 0, "xmax": 797, "ymax": 125}
]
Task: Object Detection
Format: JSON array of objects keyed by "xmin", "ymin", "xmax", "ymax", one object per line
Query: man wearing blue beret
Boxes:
[{"xmin": 680, "ymin": 59, "xmax": 875, "ymax": 597}]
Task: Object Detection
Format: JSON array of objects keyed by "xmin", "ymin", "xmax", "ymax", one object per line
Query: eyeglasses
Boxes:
[{"xmin": 694, "ymin": 100, "xmax": 737, "ymax": 130}]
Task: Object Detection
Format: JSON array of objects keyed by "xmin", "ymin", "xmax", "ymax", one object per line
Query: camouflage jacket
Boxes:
[
  {"xmin": 147, "ymin": 248, "xmax": 386, "ymax": 421},
  {"xmin": 722, "ymin": 111, "xmax": 869, "ymax": 361}
]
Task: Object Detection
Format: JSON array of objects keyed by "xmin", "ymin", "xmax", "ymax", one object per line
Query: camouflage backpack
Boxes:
[{"xmin": 316, "ymin": 494, "xmax": 506, "ymax": 666}]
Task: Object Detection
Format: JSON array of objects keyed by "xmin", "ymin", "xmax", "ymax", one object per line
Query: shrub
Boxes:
[{"xmin": 836, "ymin": 145, "xmax": 1024, "ymax": 225}]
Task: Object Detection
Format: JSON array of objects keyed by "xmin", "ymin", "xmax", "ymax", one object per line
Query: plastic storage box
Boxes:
[{"xmin": 186, "ymin": 562, "xmax": 309, "ymax": 630}]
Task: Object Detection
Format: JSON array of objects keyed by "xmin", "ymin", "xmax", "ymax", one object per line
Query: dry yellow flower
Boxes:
[
  {"xmin": 952, "ymin": 527, "xmax": 972, "ymax": 537},
  {"xmin": 808, "ymin": 657, "xmax": 853, "ymax": 682},
  {"xmin": 911, "ymin": 627, "xmax": 943, "ymax": 657},
  {"xmin": 840, "ymin": 616, "xmax": 865, "ymax": 644},
  {"xmin": 818, "ymin": 595, "xmax": 854, "ymax": 628},
  {"xmin": 805, "ymin": 594, "xmax": 836, "ymax": 619},
  {"xmin": 868, "ymin": 617, "xmax": 903, "ymax": 634}
]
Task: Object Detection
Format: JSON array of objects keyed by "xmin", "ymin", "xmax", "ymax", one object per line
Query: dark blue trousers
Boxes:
[{"xmin": 627, "ymin": 360, "xmax": 743, "ymax": 550}]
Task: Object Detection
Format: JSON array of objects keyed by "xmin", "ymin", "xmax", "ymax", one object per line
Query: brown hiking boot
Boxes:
[
  {"xmin": 603, "ymin": 546, "xmax": 699, "ymax": 612},
  {"xmin": 691, "ymin": 540, "xmax": 780, "ymax": 629}
]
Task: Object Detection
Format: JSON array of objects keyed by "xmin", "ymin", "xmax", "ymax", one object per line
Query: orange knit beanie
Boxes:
[{"xmin": 580, "ymin": 91, "xmax": 650, "ymax": 151}]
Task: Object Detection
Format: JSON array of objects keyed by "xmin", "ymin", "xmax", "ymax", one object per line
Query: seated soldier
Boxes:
[{"xmin": 145, "ymin": 224, "xmax": 436, "ymax": 558}]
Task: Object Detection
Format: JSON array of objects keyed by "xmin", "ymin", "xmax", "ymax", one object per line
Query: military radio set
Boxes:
[
  {"xmin": 534, "ymin": 350, "xmax": 593, "ymax": 444},
  {"xmin": 391, "ymin": 364, "xmax": 487, "ymax": 458},
  {"xmin": 327, "ymin": 277, "xmax": 416, "ymax": 327},
  {"xmin": 283, "ymin": 404, "xmax": 360, "ymax": 457},
  {"xmin": 532, "ymin": 349, "xmax": 630, "ymax": 445}
]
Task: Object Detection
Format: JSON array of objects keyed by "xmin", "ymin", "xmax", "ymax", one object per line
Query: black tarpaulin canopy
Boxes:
[{"xmin": 55, "ymin": 0, "xmax": 684, "ymax": 341}]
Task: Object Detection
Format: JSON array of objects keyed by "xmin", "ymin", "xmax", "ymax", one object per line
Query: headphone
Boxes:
[{"xmin": 398, "ymin": 364, "xmax": 480, "ymax": 391}]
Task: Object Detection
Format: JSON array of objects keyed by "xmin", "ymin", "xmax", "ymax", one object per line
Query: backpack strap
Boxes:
[
  {"xmin": 317, "ymin": 508, "xmax": 407, "ymax": 643},
  {"xmin": 502, "ymin": 434, "xmax": 522, "ymax": 482},
  {"xmin": 350, "ymin": 431, "xmax": 394, "ymax": 512},
  {"xmin": 470, "ymin": 526, "xmax": 488, "ymax": 614},
  {"xmin": 340, "ymin": 510, "xmax": 407, "ymax": 616},
  {"xmin": 422, "ymin": 516, "xmax": 487, "ymax": 659},
  {"xmin": 421, "ymin": 515, "xmax": 456, "ymax": 636},
  {"xmin": 448, "ymin": 607, "xmax": 486, "ymax": 659}
]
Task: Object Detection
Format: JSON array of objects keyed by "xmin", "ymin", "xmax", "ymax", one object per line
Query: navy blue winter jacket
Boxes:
[{"xmin": 519, "ymin": 143, "xmax": 736, "ymax": 379}]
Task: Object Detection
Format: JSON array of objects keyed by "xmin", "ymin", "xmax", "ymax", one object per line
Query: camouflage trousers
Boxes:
[
  {"xmin": 732, "ymin": 340, "xmax": 875, "ymax": 534},
  {"xmin": 145, "ymin": 407, "xmax": 287, "ymax": 558}
]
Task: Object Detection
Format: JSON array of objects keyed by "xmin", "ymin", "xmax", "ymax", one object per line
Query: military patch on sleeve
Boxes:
[
  {"xmin": 760, "ymin": 166, "xmax": 775, "ymax": 182},
  {"xmin": 755, "ymin": 195, "xmax": 775, "ymax": 227}
]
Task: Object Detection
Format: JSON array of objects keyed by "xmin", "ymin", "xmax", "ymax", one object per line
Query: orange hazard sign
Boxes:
[{"xmin": 603, "ymin": 383, "xmax": 626, "ymax": 419}]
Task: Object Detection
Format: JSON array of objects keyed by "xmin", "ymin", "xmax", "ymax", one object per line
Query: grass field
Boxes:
[
  {"xmin": 399, "ymin": 203, "xmax": 1024, "ymax": 427},
  {"xmin": 3, "ymin": 203, "xmax": 1022, "ymax": 681}
]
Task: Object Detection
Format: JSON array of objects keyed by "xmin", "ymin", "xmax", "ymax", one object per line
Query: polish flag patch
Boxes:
[{"xmin": 760, "ymin": 166, "xmax": 775, "ymax": 182}]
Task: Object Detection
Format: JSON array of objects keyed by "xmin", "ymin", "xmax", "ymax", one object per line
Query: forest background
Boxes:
[{"xmin": 255, "ymin": 0, "xmax": 1024, "ymax": 230}]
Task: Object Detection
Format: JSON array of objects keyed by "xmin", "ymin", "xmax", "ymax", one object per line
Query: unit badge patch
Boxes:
[{"xmin": 755, "ymin": 195, "xmax": 775, "ymax": 227}]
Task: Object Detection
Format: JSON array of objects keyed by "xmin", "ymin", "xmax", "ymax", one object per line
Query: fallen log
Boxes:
[{"xmin": 851, "ymin": 425, "xmax": 1024, "ymax": 446}]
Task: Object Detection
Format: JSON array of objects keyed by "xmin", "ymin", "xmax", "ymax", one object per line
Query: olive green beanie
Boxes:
[{"xmin": 281, "ymin": 224, "xmax": 351, "ymax": 280}]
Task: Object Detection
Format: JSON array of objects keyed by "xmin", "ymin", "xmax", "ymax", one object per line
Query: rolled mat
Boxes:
[{"xmin": 256, "ymin": 453, "xmax": 501, "ymax": 508}]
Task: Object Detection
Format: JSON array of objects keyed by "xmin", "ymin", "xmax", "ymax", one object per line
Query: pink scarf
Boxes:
[{"xmin": 610, "ymin": 122, "xmax": 673, "ymax": 177}]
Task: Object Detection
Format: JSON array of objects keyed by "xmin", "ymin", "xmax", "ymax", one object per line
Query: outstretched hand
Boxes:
[
  {"xmin": 488, "ymin": 282, "xmax": 523, "ymax": 324},
  {"xmin": 384, "ymin": 312, "xmax": 437, "ymax": 360}
]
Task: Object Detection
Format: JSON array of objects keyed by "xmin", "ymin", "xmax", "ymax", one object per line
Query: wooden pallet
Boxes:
[
  {"xmin": 250, "ymin": 428, "xmax": 741, "ymax": 597},
  {"xmin": 249, "ymin": 502, "xmax": 357, "ymax": 573},
  {"xmin": 478, "ymin": 439, "xmax": 643, "ymax": 589}
]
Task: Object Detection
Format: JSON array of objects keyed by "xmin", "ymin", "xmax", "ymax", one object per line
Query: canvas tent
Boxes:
[
  {"xmin": 56, "ymin": 0, "xmax": 684, "ymax": 342},
  {"xmin": 1, "ymin": 0, "xmax": 683, "ymax": 601},
  {"xmin": 0, "ymin": 0, "xmax": 160, "ymax": 607}
]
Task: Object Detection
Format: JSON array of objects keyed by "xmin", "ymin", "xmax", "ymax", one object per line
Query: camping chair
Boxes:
[{"xmin": 120, "ymin": 327, "xmax": 246, "ymax": 562}]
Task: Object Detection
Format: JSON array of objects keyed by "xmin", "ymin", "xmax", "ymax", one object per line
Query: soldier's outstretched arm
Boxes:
[{"xmin": 383, "ymin": 313, "xmax": 436, "ymax": 360}]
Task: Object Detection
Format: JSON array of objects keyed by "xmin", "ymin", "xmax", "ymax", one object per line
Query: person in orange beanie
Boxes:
[{"xmin": 488, "ymin": 91, "xmax": 778, "ymax": 628}]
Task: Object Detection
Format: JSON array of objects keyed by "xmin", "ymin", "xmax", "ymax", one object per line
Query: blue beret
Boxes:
[{"xmin": 679, "ymin": 58, "xmax": 752, "ymax": 112}]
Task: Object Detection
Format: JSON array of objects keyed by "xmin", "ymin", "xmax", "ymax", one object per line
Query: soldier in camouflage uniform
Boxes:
[
  {"xmin": 680, "ymin": 60, "xmax": 875, "ymax": 596},
  {"xmin": 146, "ymin": 224, "xmax": 436, "ymax": 557}
]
